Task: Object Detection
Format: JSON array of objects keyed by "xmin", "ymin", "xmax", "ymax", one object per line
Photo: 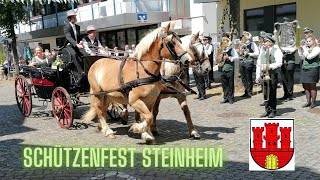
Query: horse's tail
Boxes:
[
  {"xmin": 82, "ymin": 88, "xmax": 97, "ymax": 123},
  {"xmin": 82, "ymin": 106, "xmax": 97, "ymax": 123}
]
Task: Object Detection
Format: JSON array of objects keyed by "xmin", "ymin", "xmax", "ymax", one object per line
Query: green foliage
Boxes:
[
  {"xmin": 0, "ymin": 1, "xmax": 26, "ymax": 38},
  {"xmin": 0, "ymin": 46, "xmax": 5, "ymax": 64},
  {"xmin": 52, "ymin": 55, "xmax": 64, "ymax": 66},
  {"xmin": 0, "ymin": 0, "xmax": 78, "ymax": 5}
]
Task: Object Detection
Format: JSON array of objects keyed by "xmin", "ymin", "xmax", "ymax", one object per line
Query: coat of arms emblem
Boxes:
[{"xmin": 249, "ymin": 118, "xmax": 295, "ymax": 171}]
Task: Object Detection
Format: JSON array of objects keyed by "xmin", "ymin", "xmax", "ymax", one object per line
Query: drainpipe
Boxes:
[
  {"xmin": 54, "ymin": 1, "xmax": 58, "ymax": 26},
  {"xmin": 113, "ymin": 0, "xmax": 116, "ymax": 15},
  {"xmin": 91, "ymin": 0, "xmax": 95, "ymax": 20}
]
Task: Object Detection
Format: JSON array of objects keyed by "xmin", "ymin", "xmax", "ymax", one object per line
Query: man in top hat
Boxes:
[
  {"xmin": 239, "ymin": 31, "xmax": 259, "ymax": 98},
  {"xmin": 203, "ymin": 36, "xmax": 214, "ymax": 89},
  {"xmin": 82, "ymin": 25, "xmax": 106, "ymax": 55},
  {"xmin": 63, "ymin": 10, "xmax": 87, "ymax": 86},
  {"xmin": 255, "ymin": 33, "xmax": 283, "ymax": 118}
]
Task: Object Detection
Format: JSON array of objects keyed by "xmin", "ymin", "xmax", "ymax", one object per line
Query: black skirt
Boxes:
[{"xmin": 300, "ymin": 67, "xmax": 320, "ymax": 83}]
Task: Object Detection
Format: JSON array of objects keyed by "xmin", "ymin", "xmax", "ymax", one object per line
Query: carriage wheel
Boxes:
[
  {"xmin": 51, "ymin": 87, "xmax": 73, "ymax": 129},
  {"xmin": 15, "ymin": 75, "xmax": 32, "ymax": 117}
]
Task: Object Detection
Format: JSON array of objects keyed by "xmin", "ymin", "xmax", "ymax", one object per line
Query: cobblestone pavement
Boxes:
[{"xmin": 1, "ymin": 78, "xmax": 320, "ymax": 180}]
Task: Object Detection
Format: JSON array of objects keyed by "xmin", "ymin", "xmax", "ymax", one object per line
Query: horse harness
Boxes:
[{"xmin": 90, "ymin": 32, "xmax": 194, "ymax": 97}]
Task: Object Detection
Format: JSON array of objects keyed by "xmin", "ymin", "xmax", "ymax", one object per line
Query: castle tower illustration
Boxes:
[
  {"xmin": 280, "ymin": 127, "xmax": 292, "ymax": 149},
  {"xmin": 251, "ymin": 122, "xmax": 294, "ymax": 170},
  {"xmin": 252, "ymin": 127, "xmax": 264, "ymax": 149},
  {"xmin": 264, "ymin": 123, "xmax": 280, "ymax": 149}
]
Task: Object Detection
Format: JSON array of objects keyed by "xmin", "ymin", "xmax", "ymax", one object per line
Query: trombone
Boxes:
[{"xmin": 261, "ymin": 47, "xmax": 271, "ymax": 102}]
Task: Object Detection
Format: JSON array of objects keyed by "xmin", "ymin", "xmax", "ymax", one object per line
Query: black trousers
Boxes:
[
  {"xmin": 281, "ymin": 63, "xmax": 295, "ymax": 98},
  {"xmin": 208, "ymin": 54, "xmax": 214, "ymax": 82},
  {"xmin": 65, "ymin": 45, "xmax": 86, "ymax": 75},
  {"xmin": 221, "ymin": 70, "xmax": 234, "ymax": 100},
  {"xmin": 193, "ymin": 68, "xmax": 206, "ymax": 98},
  {"xmin": 262, "ymin": 69, "xmax": 279, "ymax": 112},
  {"xmin": 240, "ymin": 61, "xmax": 254, "ymax": 95}
]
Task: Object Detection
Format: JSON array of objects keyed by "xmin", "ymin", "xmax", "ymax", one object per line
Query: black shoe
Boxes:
[
  {"xmin": 220, "ymin": 99, "xmax": 228, "ymax": 103},
  {"xmin": 260, "ymin": 111, "xmax": 270, "ymax": 118},
  {"xmin": 228, "ymin": 99, "xmax": 234, "ymax": 104},
  {"xmin": 240, "ymin": 93, "xmax": 249, "ymax": 98},
  {"xmin": 288, "ymin": 96, "xmax": 293, "ymax": 101},
  {"xmin": 279, "ymin": 96, "xmax": 288, "ymax": 100},
  {"xmin": 268, "ymin": 111, "xmax": 276, "ymax": 118},
  {"xmin": 302, "ymin": 102, "xmax": 311, "ymax": 108},
  {"xmin": 199, "ymin": 96, "xmax": 206, "ymax": 100},
  {"xmin": 248, "ymin": 93, "xmax": 253, "ymax": 97},
  {"xmin": 260, "ymin": 102, "xmax": 266, "ymax": 106},
  {"xmin": 310, "ymin": 103, "xmax": 316, "ymax": 109}
]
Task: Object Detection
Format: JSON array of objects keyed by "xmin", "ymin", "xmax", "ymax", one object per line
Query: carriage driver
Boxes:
[
  {"xmin": 82, "ymin": 25, "xmax": 106, "ymax": 55},
  {"xmin": 63, "ymin": 10, "xmax": 87, "ymax": 86}
]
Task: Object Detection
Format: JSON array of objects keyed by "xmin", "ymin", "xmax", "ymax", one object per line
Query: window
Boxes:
[
  {"xmin": 169, "ymin": 0, "xmax": 190, "ymax": 19},
  {"xmin": 127, "ymin": 29, "xmax": 137, "ymax": 46},
  {"xmin": 244, "ymin": 8, "xmax": 264, "ymax": 33},
  {"xmin": 275, "ymin": 3, "xmax": 296, "ymax": 23},
  {"xmin": 244, "ymin": 3, "xmax": 296, "ymax": 36},
  {"xmin": 56, "ymin": 37, "xmax": 66, "ymax": 48},
  {"xmin": 117, "ymin": 30, "xmax": 126, "ymax": 50}
]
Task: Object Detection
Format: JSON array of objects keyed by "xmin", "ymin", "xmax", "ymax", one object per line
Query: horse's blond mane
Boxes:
[{"xmin": 132, "ymin": 27, "xmax": 163, "ymax": 60}]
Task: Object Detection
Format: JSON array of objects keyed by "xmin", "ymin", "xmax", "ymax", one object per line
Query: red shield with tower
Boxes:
[{"xmin": 249, "ymin": 118, "xmax": 295, "ymax": 171}]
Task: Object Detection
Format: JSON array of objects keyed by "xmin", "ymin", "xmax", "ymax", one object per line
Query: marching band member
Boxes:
[
  {"xmin": 255, "ymin": 33, "xmax": 283, "ymax": 118},
  {"xmin": 239, "ymin": 31, "xmax": 259, "ymax": 98},
  {"xmin": 298, "ymin": 36, "xmax": 320, "ymax": 109},
  {"xmin": 203, "ymin": 36, "xmax": 214, "ymax": 89},
  {"xmin": 219, "ymin": 37, "xmax": 239, "ymax": 104},
  {"xmin": 82, "ymin": 25, "xmax": 106, "ymax": 55}
]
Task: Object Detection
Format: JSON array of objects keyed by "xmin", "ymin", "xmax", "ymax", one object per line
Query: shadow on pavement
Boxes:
[{"xmin": 0, "ymin": 104, "xmax": 36, "ymax": 137}]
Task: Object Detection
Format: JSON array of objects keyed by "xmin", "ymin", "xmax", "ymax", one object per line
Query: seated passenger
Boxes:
[
  {"xmin": 82, "ymin": 25, "xmax": 106, "ymax": 55},
  {"xmin": 29, "ymin": 47, "xmax": 49, "ymax": 68}
]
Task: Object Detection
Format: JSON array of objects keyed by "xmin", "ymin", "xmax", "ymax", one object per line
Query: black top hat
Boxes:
[
  {"xmin": 303, "ymin": 27, "xmax": 313, "ymax": 33},
  {"xmin": 203, "ymin": 36, "xmax": 212, "ymax": 40},
  {"xmin": 264, "ymin": 33, "xmax": 275, "ymax": 43}
]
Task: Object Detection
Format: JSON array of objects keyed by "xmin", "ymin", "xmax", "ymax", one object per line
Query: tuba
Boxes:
[
  {"xmin": 215, "ymin": 37, "xmax": 231, "ymax": 67},
  {"xmin": 238, "ymin": 31, "xmax": 251, "ymax": 61}
]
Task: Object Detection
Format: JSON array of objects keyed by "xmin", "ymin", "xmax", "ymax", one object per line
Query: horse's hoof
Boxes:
[
  {"xmin": 189, "ymin": 134, "xmax": 201, "ymax": 140},
  {"xmin": 106, "ymin": 134, "xmax": 116, "ymax": 139},
  {"xmin": 146, "ymin": 139, "xmax": 155, "ymax": 145},
  {"xmin": 152, "ymin": 131, "xmax": 160, "ymax": 136}
]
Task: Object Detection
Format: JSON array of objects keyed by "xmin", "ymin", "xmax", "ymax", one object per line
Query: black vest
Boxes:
[{"xmin": 84, "ymin": 36, "xmax": 99, "ymax": 53}]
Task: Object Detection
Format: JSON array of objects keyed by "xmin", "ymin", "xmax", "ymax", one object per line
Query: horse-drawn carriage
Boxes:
[
  {"xmin": 15, "ymin": 47, "xmax": 109, "ymax": 129},
  {"xmin": 15, "ymin": 22, "xmax": 210, "ymax": 143}
]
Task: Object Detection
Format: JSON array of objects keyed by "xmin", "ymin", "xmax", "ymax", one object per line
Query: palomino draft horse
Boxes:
[
  {"xmin": 82, "ymin": 22, "xmax": 191, "ymax": 143},
  {"xmin": 134, "ymin": 32, "xmax": 211, "ymax": 139}
]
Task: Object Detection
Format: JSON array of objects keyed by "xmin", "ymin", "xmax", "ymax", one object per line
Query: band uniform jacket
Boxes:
[{"xmin": 63, "ymin": 22, "xmax": 81, "ymax": 48}]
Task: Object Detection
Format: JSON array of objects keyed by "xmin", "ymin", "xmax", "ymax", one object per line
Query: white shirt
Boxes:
[
  {"xmin": 298, "ymin": 45, "xmax": 320, "ymax": 60},
  {"xmin": 246, "ymin": 41, "xmax": 259, "ymax": 58},
  {"xmin": 225, "ymin": 48, "xmax": 239, "ymax": 62},
  {"xmin": 256, "ymin": 46, "xmax": 283, "ymax": 79},
  {"xmin": 69, "ymin": 22, "xmax": 77, "ymax": 42},
  {"xmin": 204, "ymin": 43, "xmax": 213, "ymax": 56},
  {"xmin": 82, "ymin": 37, "xmax": 106, "ymax": 55}
]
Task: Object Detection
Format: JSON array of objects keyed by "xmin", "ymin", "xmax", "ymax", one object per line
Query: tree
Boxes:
[{"xmin": 0, "ymin": 1, "xmax": 26, "ymax": 75}]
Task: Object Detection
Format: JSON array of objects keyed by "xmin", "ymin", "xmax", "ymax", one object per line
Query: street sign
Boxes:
[{"xmin": 137, "ymin": 13, "xmax": 148, "ymax": 23}]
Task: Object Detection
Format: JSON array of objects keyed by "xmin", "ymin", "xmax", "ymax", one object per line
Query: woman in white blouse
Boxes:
[
  {"xmin": 298, "ymin": 36, "xmax": 320, "ymax": 108},
  {"xmin": 30, "ymin": 47, "xmax": 49, "ymax": 67}
]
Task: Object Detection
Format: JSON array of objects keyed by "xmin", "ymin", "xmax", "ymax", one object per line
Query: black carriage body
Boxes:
[
  {"xmin": 19, "ymin": 53, "xmax": 104, "ymax": 100},
  {"xmin": 29, "ymin": 68, "xmax": 69, "ymax": 99}
]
